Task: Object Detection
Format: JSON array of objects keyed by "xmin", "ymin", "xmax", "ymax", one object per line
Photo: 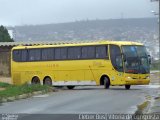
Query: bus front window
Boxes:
[
  {"xmin": 122, "ymin": 45, "xmax": 150, "ymax": 74},
  {"xmin": 136, "ymin": 46, "xmax": 150, "ymax": 74}
]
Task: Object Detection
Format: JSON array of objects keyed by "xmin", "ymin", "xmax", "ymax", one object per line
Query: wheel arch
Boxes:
[
  {"xmin": 100, "ymin": 74, "xmax": 110, "ymax": 85},
  {"xmin": 43, "ymin": 76, "xmax": 52, "ymax": 85}
]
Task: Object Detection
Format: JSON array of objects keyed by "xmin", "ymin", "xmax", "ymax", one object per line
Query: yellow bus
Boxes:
[{"xmin": 11, "ymin": 41, "xmax": 150, "ymax": 89}]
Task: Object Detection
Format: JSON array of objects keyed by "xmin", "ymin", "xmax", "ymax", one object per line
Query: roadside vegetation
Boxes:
[
  {"xmin": 0, "ymin": 25, "xmax": 14, "ymax": 42},
  {"xmin": 0, "ymin": 82, "xmax": 52, "ymax": 98},
  {"xmin": 0, "ymin": 82, "xmax": 11, "ymax": 88},
  {"xmin": 151, "ymin": 60, "xmax": 160, "ymax": 70}
]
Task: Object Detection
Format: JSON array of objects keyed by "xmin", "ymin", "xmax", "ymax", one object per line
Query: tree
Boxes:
[{"xmin": 0, "ymin": 25, "xmax": 14, "ymax": 42}]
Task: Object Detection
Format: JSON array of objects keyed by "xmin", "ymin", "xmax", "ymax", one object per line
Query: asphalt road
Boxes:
[{"xmin": 0, "ymin": 85, "xmax": 159, "ymax": 120}]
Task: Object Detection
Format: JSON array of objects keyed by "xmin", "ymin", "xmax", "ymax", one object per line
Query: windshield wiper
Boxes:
[{"xmin": 126, "ymin": 69, "xmax": 138, "ymax": 74}]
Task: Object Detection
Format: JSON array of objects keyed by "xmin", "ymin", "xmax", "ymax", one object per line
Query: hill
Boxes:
[
  {"xmin": 8, "ymin": 18, "xmax": 159, "ymax": 59},
  {"xmin": 13, "ymin": 18, "xmax": 158, "ymax": 42}
]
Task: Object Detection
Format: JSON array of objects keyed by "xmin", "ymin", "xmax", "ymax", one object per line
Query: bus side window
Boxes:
[
  {"xmin": 61, "ymin": 47, "xmax": 67, "ymax": 60},
  {"xmin": 96, "ymin": 46, "xmax": 107, "ymax": 59},
  {"xmin": 82, "ymin": 46, "xmax": 95, "ymax": 59},
  {"xmin": 55, "ymin": 48, "xmax": 61, "ymax": 60},
  {"xmin": 68, "ymin": 47, "xmax": 81, "ymax": 59},
  {"xmin": 42, "ymin": 48, "xmax": 54, "ymax": 60},
  {"xmin": 13, "ymin": 50, "xmax": 21, "ymax": 62},
  {"xmin": 28, "ymin": 49, "xmax": 41, "ymax": 61},
  {"xmin": 21, "ymin": 50, "xmax": 28, "ymax": 62},
  {"xmin": 54, "ymin": 47, "xmax": 68, "ymax": 60}
]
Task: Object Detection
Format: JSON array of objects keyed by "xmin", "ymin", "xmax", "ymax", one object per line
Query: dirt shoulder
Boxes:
[{"xmin": 0, "ymin": 77, "xmax": 11, "ymax": 84}]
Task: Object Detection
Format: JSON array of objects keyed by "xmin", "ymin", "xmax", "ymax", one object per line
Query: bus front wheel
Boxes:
[
  {"xmin": 44, "ymin": 77, "xmax": 52, "ymax": 86},
  {"xmin": 125, "ymin": 85, "xmax": 131, "ymax": 90},
  {"xmin": 67, "ymin": 86, "xmax": 75, "ymax": 90},
  {"xmin": 104, "ymin": 77, "xmax": 110, "ymax": 89}
]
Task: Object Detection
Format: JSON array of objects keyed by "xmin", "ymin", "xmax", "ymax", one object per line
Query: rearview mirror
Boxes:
[{"xmin": 148, "ymin": 55, "xmax": 151, "ymax": 64}]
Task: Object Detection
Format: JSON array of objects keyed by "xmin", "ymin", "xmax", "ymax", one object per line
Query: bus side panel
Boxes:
[{"xmin": 52, "ymin": 61, "xmax": 84, "ymax": 81}]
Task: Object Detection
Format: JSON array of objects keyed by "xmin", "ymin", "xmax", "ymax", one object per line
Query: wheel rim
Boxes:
[
  {"xmin": 32, "ymin": 77, "xmax": 40, "ymax": 84},
  {"xmin": 44, "ymin": 78, "xmax": 52, "ymax": 86}
]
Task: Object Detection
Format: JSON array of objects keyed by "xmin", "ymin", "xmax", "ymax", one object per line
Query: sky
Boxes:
[{"xmin": 0, "ymin": 0, "xmax": 158, "ymax": 26}]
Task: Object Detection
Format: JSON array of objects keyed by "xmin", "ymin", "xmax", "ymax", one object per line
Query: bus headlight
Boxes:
[{"xmin": 126, "ymin": 77, "xmax": 132, "ymax": 80}]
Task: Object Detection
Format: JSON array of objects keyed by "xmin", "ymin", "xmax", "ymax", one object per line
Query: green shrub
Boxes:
[{"xmin": 0, "ymin": 83, "xmax": 51, "ymax": 98}]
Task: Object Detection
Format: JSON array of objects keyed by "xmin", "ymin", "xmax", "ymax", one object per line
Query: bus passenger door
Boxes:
[{"xmin": 110, "ymin": 45, "xmax": 124, "ymax": 85}]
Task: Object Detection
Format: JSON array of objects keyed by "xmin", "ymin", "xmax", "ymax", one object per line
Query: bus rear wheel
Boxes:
[
  {"xmin": 104, "ymin": 77, "xmax": 110, "ymax": 89},
  {"xmin": 67, "ymin": 86, "xmax": 75, "ymax": 90},
  {"xmin": 32, "ymin": 77, "xmax": 40, "ymax": 84},
  {"xmin": 125, "ymin": 85, "xmax": 131, "ymax": 90},
  {"xmin": 44, "ymin": 77, "xmax": 52, "ymax": 86}
]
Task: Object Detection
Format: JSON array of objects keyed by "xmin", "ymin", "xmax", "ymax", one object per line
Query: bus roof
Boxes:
[{"xmin": 12, "ymin": 40, "xmax": 143, "ymax": 50}]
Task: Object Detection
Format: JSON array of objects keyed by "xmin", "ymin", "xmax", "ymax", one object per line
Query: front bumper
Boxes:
[{"xmin": 125, "ymin": 79, "xmax": 150, "ymax": 85}]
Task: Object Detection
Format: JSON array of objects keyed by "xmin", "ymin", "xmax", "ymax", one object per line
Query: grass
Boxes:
[
  {"xmin": 151, "ymin": 60, "xmax": 160, "ymax": 70},
  {"xmin": 0, "ymin": 83, "xmax": 51, "ymax": 98},
  {"xmin": 0, "ymin": 82, "xmax": 11, "ymax": 88},
  {"xmin": 137, "ymin": 101, "xmax": 149, "ymax": 111}
]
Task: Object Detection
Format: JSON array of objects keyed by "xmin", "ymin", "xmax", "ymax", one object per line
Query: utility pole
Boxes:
[{"xmin": 150, "ymin": 0, "xmax": 160, "ymax": 70}]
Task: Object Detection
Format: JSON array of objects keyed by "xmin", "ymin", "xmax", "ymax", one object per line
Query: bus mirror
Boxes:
[
  {"xmin": 148, "ymin": 55, "xmax": 151, "ymax": 64},
  {"xmin": 122, "ymin": 54, "xmax": 126, "ymax": 62}
]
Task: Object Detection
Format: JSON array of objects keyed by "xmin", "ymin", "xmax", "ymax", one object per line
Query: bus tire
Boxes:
[
  {"xmin": 67, "ymin": 86, "xmax": 75, "ymax": 90},
  {"xmin": 44, "ymin": 77, "xmax": 52, "ymax": 86},
  {"xmin": 32, "ymin": 77, "xmax": 40, "ymax": 84},
  {"xmin": 125, "ymin": 85, "xmax": 131, "ymax": 90},
  {"xmin": 104, "ymin": 77, "xmax": 110, "ymax": 89}
]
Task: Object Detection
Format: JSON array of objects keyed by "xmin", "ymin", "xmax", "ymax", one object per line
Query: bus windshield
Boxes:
[{"xmin": 122, "ymin": 45, "xmax": 150, "ymax": 74}]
